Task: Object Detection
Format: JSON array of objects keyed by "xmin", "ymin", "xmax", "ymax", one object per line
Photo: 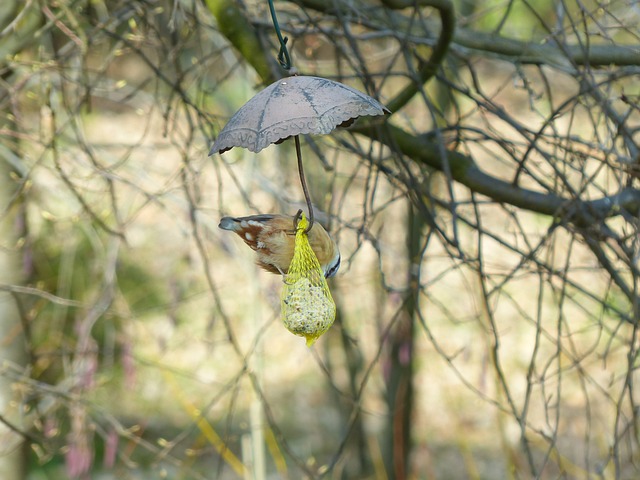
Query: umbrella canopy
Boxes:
[{"xmin": 210, "ymin": 75, "xmax": 389, "ymax": 155}]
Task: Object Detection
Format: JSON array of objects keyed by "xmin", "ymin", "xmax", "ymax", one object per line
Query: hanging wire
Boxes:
[
  {"xmin": 294, "ymin": 136, "xmax": 314, "ymax": 233},
  {"xmin": 268, "ymin": 0, "xmax": 292, "ymax": 70}
]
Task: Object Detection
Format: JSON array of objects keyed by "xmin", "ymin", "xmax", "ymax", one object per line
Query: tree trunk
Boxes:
[
  {"xmin": 0, "ymin": 2, "xmax": 41, "ymax": 478},
  {"xmin": 0, "ymin": 187, "xmax": 27, "ymax": 479},
  {"xmin": 0, "ymin": 115, "xmax": 27, "ymax": 480},
  {"xmin": 383, "ymin": 205, "xmax": 424, "ymax": 479}
]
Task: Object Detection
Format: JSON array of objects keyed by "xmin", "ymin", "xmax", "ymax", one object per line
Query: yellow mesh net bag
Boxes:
[{"xmin": 281, "ymin": 213, "xmax": 336, "ymax": 346}]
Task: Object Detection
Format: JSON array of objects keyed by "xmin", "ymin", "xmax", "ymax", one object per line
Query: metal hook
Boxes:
[
  {"xmin": 268, "ymin": 0, "xmax": 292, "ymax": 70},
  {"xmin": 293, "ymin": 208, "xmax": 303, "ymax": 231}
]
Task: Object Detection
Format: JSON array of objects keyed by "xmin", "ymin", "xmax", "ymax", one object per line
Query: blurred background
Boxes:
[{"xmin": 1, "ymin": 0, "xmax": 639, "ymax": 478}]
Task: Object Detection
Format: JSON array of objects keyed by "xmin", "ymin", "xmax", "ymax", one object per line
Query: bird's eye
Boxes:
[{"xmin": 325, "ymin": 255, "xmax": 341, "ymax": 278}]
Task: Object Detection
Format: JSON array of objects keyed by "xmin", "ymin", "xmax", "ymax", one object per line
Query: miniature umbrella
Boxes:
[{"xmin": 210, "ymin": 75, "xmax": 389, "ymax": 155}]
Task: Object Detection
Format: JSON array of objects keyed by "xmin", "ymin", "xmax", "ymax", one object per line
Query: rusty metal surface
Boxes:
[{"xmin": 210, "ymin": 75, "xmax": 389, "ymax": 155}]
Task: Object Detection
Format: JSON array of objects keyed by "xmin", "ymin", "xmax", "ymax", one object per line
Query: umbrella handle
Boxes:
[
  {"xmin": 268, "ymin": 0, "xmax": 292, "ymax": 70},
  {"xmin": 294, "ymin": 136, "xmax": 315, "ymax": 234}
]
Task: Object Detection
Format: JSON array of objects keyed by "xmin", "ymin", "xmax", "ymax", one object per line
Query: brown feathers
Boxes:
[{"xmin": 218, "ymin": 214, "xmax": 340, "ymax": 277}]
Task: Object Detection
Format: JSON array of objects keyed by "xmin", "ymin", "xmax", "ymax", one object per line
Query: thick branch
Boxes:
[
  {"xmin": 352, "ymin": 122, "xmax": 640, "ymax": 223},
  {"xmin": 454, "ymin": 30, "xmax": 640, "ymax": 68},
  {"xmin": 382, "ymin": 0, "xmax": 456, "ymax": 113},
  {"xmin": 289, "ymin": 0, "xmax": 640, "ymax": 68},
  {"xmin": 204, "ymin": 0, "xmax": 277, "ymax": 84}
]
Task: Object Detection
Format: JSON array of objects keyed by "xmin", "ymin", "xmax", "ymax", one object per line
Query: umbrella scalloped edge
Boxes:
[{"xmin": 211, "ymin": 104, "xmax": 388, "ymax": 154}]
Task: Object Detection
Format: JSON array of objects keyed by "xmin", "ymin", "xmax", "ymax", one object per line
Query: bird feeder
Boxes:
[{"xmin": 210, "ymin": 0, "xmax": 389, "ymax": 344}]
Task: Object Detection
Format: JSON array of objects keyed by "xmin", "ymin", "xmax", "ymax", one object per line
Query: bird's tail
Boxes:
[
  {"xmin": 219, "ymin": 215, "xmax": 279, "ymax": 232},
  {"xmin": 218, "ymin": 216, "xmax": 239, "ymax": 231}
]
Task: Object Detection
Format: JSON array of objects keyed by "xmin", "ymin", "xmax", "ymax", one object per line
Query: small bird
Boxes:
[{"xmin": 219, "ymin": 213, "xmax": 340, "ymax": 278}]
